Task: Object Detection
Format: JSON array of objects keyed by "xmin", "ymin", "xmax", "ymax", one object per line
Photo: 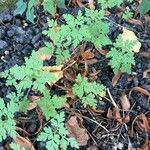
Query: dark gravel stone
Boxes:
[
  {"xmin": 0, "ymin": 40, "xmax": 8, "ymax": 49},
  {"xmin": 13, "ymin": 43, "xmax": 24, "ymax": 51},
  {"xmin": 133, "ymin": 77, "xmax": 139, "ymax": 86},
  {"xmin": 7, "ymin": 29, "xmax": 15, "ymax": 37},
  {"xmin": 32, "ymin": 33, "xmax": 42, "ymax": 44},
  {"xmin": 12, "ymin": 25, "xmax": 25, "ymax": 35},
  {"xmin": 0, "ymin": 11, "xmax": 13, "ymax": 22},
  {"xmin": 0, "ymin": 27, "xmax": 5, "ymax": 39},
  {"xmin": 36, "ymin": 142, "xmax": 47, "ymax": 150},
  {"xmin": 0, "ymin": 147, "xmax": 5, "ymax": 150}
]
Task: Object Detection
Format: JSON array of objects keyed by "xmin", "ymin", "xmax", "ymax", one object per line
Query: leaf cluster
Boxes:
[
  {"xmin": 106, "ymin": 35, "xmax": 136, "ymax": 74},
  {"xmin": 37, "ymin": 112, "xmax": 79, "ymax": 150},
  {"xmin": 72, "ymin": 74, "xmax": 106, "ymax": 109},
  {"xmin": 38, "ymin": 90, "xmax": 67, "ymax": 120},
  {"xmin": 1, "ymin": 51, "xmax": 56, "ymax": 93},
  {"xmin": 42, "ymin": 9, "xmax": 111, "ymax": 65},
  {"xmin": 0, "ymin": 98, "xmax": 17, "ymax": 142}
]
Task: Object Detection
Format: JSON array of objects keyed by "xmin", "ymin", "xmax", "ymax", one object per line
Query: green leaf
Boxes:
[
  {"xmin": 43, "ymin": 0, "xmax": 55, "ymax": 16},
  {"xmin": 26, "ymin": 7, "xmax": 35, "ymax": 23},
  {"xmin": 37, "ymin": 112, "xmax": 78, "ymax": 150},
  {"xmin": 0, "ymin": 98, "xmax": 17, "ymax": 142},
  {"xmin": 139, "ymin": 0, "xmax": 150, "ymax": 15},
  {"xmin": 72, "ymin": 74, "xmax": 106, "ymax": 108},
  {"xmin": 14, "ymin": 0, "xmax": 27, "ymax": 15},
  {"xmin": 38, "ymin": 91, "xmax": 66, "ymax": 120},
  {"xmin": 57, "ymin": 0, "xmax": 66, "ymax": 8}
]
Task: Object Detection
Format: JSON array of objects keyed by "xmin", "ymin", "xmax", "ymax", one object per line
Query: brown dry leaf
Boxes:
[
  {"xmin": 120, "ymin": 92, "xmax": 130, "ymax": 111},
  {"xmin": 128, "ymin": 18, "xmax": 143, "ymax": 26},
  {"xmin": 87, "ymin": 145, "xmax": 98, "ymax": 150},
  {"xmin": 28, "ymin": 96, "xmax": 41, "ymax": 110},
  {"xmin": 81, "ymin": 50, "xmax": 95, "ymax": 60},
  {"xmin": 129, "ymin": 86, "xmax": 150, "ymax": 98},
  {"xmin": 13, "ymin": 135, "xmax": 35, "ymax": 150},
  {"xmin": 139, "ymin": 52, "xmax": 150, "ymax": 58},
  {"xmin": 76, "ymin": 0, "xmax": 84, "ymax": 7},
  {"xmin": 80, "ymin": 58, "xmax": 98, "ymax": 65},
  {"xmin": 121, "ymin": 27, "xmax": 141, "ymax": 53},
  {"xmin": 107, "ymin": 108, "xmax": 113, "ymax": 119},
  {"xmin": 137, "ymin": 114, "xmax": 150, "ymax": 132},
  {"xmin": 97, "ymin": 48, "xmax": 108, "ymax": 55},
  {"xmin": 65, "ymin": 116, "xmax": 89, "ymax": 146},
  {"xmin": 112, "ymin": 71, "xmax": 122, "ymax": 87},
  {"xmin": 143, "ymin": 69, "xmax": 150, "ymax": 78},
  {"xmin": 104, "ymin": 10, "xmax": 111, "ymax": 16},
  {"xmin": 107, "ymin": 107, "xmax": 122, "ymax": 123},
  {"xmin": 137, "ymin": 139, "xmax": 150, "ymax": 150},
  {"xmin": 122, "ymin": 115, "xmax": 130, "ymax": 124},
  {"xmin": 42, "ymin": 65, "xmax": 63, "ymax": 86},
  {"xmin": 114, "ymin": 107, "xmax": 122, "ymax": 123},
  {"xmin": 88, "ymin": 0, "xmax": 95, "ymax": 10}
]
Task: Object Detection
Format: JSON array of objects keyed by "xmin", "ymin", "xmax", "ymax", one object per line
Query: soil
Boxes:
[{"xmin": 0, "ymin": 1, "xmax": 150, "ymax": 150}]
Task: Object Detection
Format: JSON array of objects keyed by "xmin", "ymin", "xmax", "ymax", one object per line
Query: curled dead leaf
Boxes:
[
  {"xmin": 88, "ymin": 0, "xmax": 95, "ymax": 10},
  {"xmin": 137, "ymin": 114, "xmax": 150, "ymax": 132},
  {"xmin": 112, "ymin": 71, "xmax": 122, "ymax": 87},
  {"xmin": 137, "ymin": 138, "xmax": 150, "ymax": 150},
  {"xmin": 87, "ymin": 145, "xmax": 98, "ymax": 150},
  {"xmin": 28, "ymin": 96, "xmax": 41, "ymax": 110},
  {"xmin": 122, "ymin": 28, "xmax": 141, "ymax": 53},
  {"xmin": 13, "ymin": 135, "xmax": 35, "ymax": 150},
  {"xmin": 65, "ymin": 116, "xmax": 89, "ymax": 146},
  {"xmin": 143, "ymin": 69, "xmax": 150, "ymax": 78},
  {"xmin": 128, "ymin": 19, "xmax": 143, "ymax": 26},
  {"xmin": 120, "ymin": 92, "xmax": 130, "ymax": 111},
  {"xmin": 129, "ymin": 86, "xmax": 150, "ymax": 98},
  {"xmin": 107, "ymin": 107, "xmax": 122, "ymax": 123},
  {"xmin": 81, "ymin": 50, "xmax": 95, "ymax": 60}
]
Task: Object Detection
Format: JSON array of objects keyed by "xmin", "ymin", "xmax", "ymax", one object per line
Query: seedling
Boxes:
[
  {"xmin": 72, "ymin": 74, "xmax": 106, "ymax": 109},
  {"xmin": 37, "ymin": 112, "xmax": 79, "ymax": 150},
  {"xmin": 106, "ymin": 35, "xmax": 136, "ymax": 74}
]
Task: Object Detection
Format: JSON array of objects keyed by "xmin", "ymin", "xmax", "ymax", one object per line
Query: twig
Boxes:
[
  {"xmin": 107, "ymin": 88, "xmax": 118, "ymax": 108},
  {"xmin": 81, "ymin": 115, "xmax": 109, "ymax": 133}
]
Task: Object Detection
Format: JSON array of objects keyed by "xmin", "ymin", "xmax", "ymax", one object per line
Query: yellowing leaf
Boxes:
[
  {"xmin": 121, "ymin": 28, "xmax": 141, "ymax": 53},
  {"xmin": 42, "ymin": 65, "xmax": 63, "ymax": 86}
]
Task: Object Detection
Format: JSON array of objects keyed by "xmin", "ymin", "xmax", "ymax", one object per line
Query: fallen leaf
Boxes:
[
  {"xmin": 80, "ymin": 58, "xmax": 98, "ymax": 65},
  {"xmin": 143, "ymin": 69, "xmax": 150, "ymax": 78},
  {"xmin": 107, "ymin": 108, "xmax": 113, "ymax": 119},
  {"xmin": 97, "ymin": 48, "xmax": 108, "ymax": 55},
  {"xmin": 114, "ymin": 107, "xmax": 122, "ymax": 123},
  {"xmin": 137, "ymin": 114, "xmax": 150, "ymax": 132},
  {"xmin": 13, "ymin": 135, "xmax": 35, "ymax": 150},
  {"xmin": 42, "ymin": 65, "xmax": 64, "ymax": 86},
  {"xmin": 65, "ymin": 116, "xmax": 89, "ymax": 146},
  {"xmin": 28, "ymin": 95, "xmax": 41, "ymax": 110},
  {"xmin": 76, "ymin": 0, "xmax": 84, "ymax": 7},
  {"xmin": 81, "ymin": 50, "xmax": 95, "ymax": 60},
  {"xmin": 87, "ymin": 145, "xmax": 98, "ymax": 150},
  {"xmin": 128, "ymin": 18, "xmax": 143, "ymax": 26},
  {"xmin": 139, "ymin": 52, "xmax": 150, "ymax": 58},
  {"xmin": 112, "ymin": 70, "xmax": 122, "ymax": 87},
  {"xmin": 129, "ymin": 86, "xmax": 150, "ymax": 98},
  {"xmin": 107, "ymin": 107, "xmax": 122, "ymax": 123},
  {"xmin": 121, "ymin": 27, "xmax": 141, "ymax": 53},
  {"xmin": 120, "ymin": 92, "xmax": 130, "ymax": 111},
  {"xmin": 122, "ymin": 115, "xmax": 130, "ymax": 124},
  {"xmin": 137, "ymin": 138, "xmax": 150, "ymax": 150},
  {"xmin": 88, "ymin": 0, "xmax": 95, "ymax": 10}
]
